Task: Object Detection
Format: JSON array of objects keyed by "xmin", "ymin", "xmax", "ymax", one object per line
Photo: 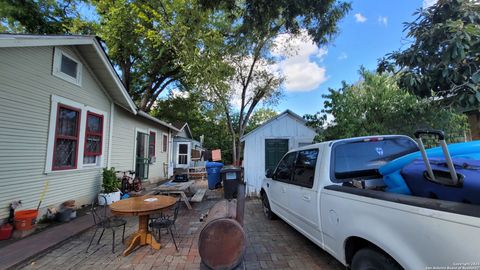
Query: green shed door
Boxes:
[{"xmin": 265, "ymin": 139, "xmax": 289, "ymax": 171}]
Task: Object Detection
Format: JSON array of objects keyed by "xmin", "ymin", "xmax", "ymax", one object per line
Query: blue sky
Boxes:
[
  {"xmin": 79, "ymin": 1, "xmax": 431, "ymax": 117},
  {"xmin": 274, "ymin": 0, "xmax": 428, "ymax": 116}
]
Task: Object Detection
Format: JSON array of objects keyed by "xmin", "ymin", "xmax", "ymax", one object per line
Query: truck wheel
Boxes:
[
  {"xmin": 261, "ymin": 193, "xmax": 276, "ymax": 220},
  {"xmin": 351, "ymin": 248, "xmax": 402, "ymax": 270}
]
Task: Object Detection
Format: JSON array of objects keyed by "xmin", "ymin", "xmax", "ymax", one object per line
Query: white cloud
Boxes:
[
  {"xmin": 272, "ymin": 31, "xmax": 328, "ymax": 92},
  {"xmin": 423, "ymin": 0, "xmax": 437, "ymax": 8},
  {"xmin": 337, "ymin": 52, "xmax": 348, "ymax": 60},
  {"xmin": 354, "ymin": 13, "xmax": 367, "ymax": 23},
  {"xmin": 171, "ymin": 88, "xmax": 190, "ymax": 98},
  {"xmin": 378, "ymin": 16, "xmax": 388, "ymax": 26}
]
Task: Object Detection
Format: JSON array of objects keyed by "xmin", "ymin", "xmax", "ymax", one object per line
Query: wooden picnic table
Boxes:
[
  {"xmin": 153, "ymin": 180, "xmax": 194, "ymax": 209},
  {"xmin": 110, "ymin": 195, "xmax": 177, "ymax": 256}
]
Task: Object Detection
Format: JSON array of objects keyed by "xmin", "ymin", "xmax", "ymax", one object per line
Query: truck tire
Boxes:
[
  {"xmin": 261, "ymin": 192, "xmax": 276, "ymax": 220},
  {"xmin": 351, "ymin": 248, "xmax": 402, "ymax": 270}
]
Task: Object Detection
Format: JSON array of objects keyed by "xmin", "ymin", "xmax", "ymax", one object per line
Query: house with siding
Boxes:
[
  {"xmin": 0, "ymin": 34, "xmax": 177, "ymax": 221},
  {"xmin": 241, "ymin": 110, "xmax": 317, "ymax": 195}
]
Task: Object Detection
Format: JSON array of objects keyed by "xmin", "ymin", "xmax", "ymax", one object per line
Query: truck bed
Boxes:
[{"xmin": 325, "ymin": 185, "xmax": 480, "ymax": 218}]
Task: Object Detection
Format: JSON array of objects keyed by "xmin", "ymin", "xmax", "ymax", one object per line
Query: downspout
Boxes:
[{"xmin": 107, "ymin": 102, "xmax": 114, "ymax": 168}]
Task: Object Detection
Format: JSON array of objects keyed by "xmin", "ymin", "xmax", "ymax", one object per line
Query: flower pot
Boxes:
[{"xmin": 98, "ymin": 191, "xmax": 121, "ymax": 205}]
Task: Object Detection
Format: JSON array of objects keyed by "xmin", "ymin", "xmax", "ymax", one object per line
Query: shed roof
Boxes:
[{"xmin": 240, "ymin": 109, "xmax": 315, "ymax": 141}]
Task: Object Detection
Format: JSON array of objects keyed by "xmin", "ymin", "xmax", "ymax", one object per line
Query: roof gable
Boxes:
[
  {"xmin": 241, "ymin": 109, "xmax": 316, "ymax": 141},
  {"xmin": 0, "ymin": 34, "xmax": 136, "ymax": 113}
]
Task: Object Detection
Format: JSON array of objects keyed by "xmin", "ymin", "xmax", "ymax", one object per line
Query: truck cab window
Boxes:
[
  {"xmin": 293, "ymin": 149, "xmax": 319, "ymax": 188},
  {"xmin": 274, "ymin": 152, "xmax": 297, "ymax": 183}
]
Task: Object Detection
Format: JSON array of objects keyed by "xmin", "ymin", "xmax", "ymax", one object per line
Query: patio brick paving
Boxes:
[{"xmin": 18, "ymin": 198, "xmax": 343, "ymax": 270}]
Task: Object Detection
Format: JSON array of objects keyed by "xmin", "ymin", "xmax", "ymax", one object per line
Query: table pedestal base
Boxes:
[{"xmin": 122, "ymin": 215, "xmax": 161, "ymax": 256}]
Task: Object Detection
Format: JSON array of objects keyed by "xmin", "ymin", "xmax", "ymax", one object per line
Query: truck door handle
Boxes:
[{"xmin": 302, "ymin": 195, "xmax": 311, "ymax": 201}]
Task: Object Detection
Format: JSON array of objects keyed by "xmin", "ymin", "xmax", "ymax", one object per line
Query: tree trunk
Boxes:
[{"xmin": 231, "ymin": 135, "xmax": 237, "ymax": 164}]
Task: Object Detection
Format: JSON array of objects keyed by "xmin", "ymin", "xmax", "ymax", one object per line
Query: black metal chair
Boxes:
[
  {"xmin": 149, "ymin": 200, "xmax": 180, "ymax": 251},
  {"xmin": 86, "ymin": 195, "xmax": 127, "ymax": 253}
]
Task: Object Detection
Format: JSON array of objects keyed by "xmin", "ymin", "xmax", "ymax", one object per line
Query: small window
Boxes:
[
  {"xmin": 163, "ymin": 134, "xmax": 168, "ymax": 152},
  {"xmin": 52, "ymin": 104, "xmax": 81, "ymax": 170},
  {"xmin": 53, "ymin": 48, "xmax": 82, "ymax": 86},
  {"xmin": 149, "ymin": 131, "xmax": 156, "ymax": 158},
  {"xmin": 273, "ymin": 152, "xmax": 297, "ymax": 183},
  {"xmin": 84, "ymin": 112, "xmax": 103, "ymax": 166},
  {"xmin": 292, "ymin": 149, "xmax": 319, "ymax": 188}
]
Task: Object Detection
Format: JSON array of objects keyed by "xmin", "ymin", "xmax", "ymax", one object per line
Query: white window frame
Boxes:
[
  {"xmin": 147, "ymin": 128, "xmax": 157, "ymax": 163},
  {"xmin": 45, "ymin": 95, "xmax": 106, "ymax": 173},
  {"xmin": 52, "ymin": 47, "xmax": 83, "ymax": 86},
  {"xmin": 176, "ymin": 142, "xmax": 190, "ymax": 168},
  {"xmin": 133, "ymin": 128, "xmax": 149, "ymax": 169}
]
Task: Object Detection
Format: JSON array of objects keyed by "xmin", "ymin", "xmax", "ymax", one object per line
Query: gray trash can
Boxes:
[{"xmin": 220, "ymin": 166, "xmax": 243, "ymax": 199}]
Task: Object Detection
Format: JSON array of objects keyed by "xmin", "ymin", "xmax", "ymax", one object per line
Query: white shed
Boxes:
[{"xmin": 241, "ymin": 110, "xmax": 317, "ymax": 195}]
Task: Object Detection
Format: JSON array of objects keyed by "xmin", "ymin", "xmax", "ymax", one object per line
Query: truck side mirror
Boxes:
[{"xmin": 265, "ymin": 169, "xmax": 274, "ymax": 179}]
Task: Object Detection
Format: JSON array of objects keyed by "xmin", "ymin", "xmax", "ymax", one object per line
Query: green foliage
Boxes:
[
  {"xmin": 377, "ymin": 0, "xmax": 480, "ymax": 109},
  {"xmin": 102, "ymin": 167, "xmax": 120, "ymax": 193},
  {"xmin": 244, "ymin": 108, "xmax": 278, "ymax": 134},
  {"xmin": 92, "ymin": 0, "xmax": 233, "ymax": 111},
  {"xmin": 0, "ymin": 0, "xmax": 96, "ymax": 34},
  {"xmin": 305, "ymin": 70, "xmax": 469, "ymax": 142},
  {"xmin": 199, "ymin": 0, "xmax": 351, "ymax": 46},
  {"xmin": 151, "ymin": 92, "xmax": 234, "ymax": 163}
]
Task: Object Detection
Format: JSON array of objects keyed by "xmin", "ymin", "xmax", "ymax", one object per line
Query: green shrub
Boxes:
[{"xmin": 102, "ymin": 167, "xmax": 120, "ymax": 193}]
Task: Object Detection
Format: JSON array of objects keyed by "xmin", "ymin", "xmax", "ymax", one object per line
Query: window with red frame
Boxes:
[
  {"xmin": 53, "ymin": 104, "xmax": 81, "ymax": 170},
  {"xmin": 149, "ymin": 131, "xmax": 156, "ymax": 158},
  {"xmin": 84, "ymin": 112, "xmax": 103, "ymax": 164}
]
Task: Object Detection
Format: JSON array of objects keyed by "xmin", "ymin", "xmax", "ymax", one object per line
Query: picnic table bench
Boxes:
[{"xmin": 153, "ymin": 180, "xmax": 194, "ymax": 209}]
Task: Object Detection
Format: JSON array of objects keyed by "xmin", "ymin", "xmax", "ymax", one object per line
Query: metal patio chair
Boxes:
[
  {"xmin": 86, "ymin": 195, "xmax": 126, "ymax": 253},
  {"xmin": 149, "ymin": 199, "xmax": 180, "ymax": 251}
]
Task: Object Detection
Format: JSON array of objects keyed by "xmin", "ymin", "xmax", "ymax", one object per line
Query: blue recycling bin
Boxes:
[{"xmin": 206, "ymin": 162, "xmax": 224, "ymax": 189}]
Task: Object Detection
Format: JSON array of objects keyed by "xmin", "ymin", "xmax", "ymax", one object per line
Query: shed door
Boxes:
[{"xmin": 265, "ymin": 139, "xmax": 289, "ymax": 171}]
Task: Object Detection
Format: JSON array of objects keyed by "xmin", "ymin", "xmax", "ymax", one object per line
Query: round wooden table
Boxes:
[{"xmin": 110, "ymin": 195, "xmax": 177, "ymax": 256}]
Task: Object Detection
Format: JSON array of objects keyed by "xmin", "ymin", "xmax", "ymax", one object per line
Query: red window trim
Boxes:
[
  {"xmin": 84, "ymin": 111, "xmax": 104, "ymax": 157},
  {"xmin": 149, "ymin": 131, "xmax": 156, "ymax": 158},
  {"xmin": 163, "ymin": 134, "xmax": 168, "ymax": 152},
  {"xmin": 52, "ymin": 103, "xmax": 81, "ymax": 171}
]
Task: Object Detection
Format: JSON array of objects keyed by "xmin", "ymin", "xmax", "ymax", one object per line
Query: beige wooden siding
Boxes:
[
  {"xmin": 111, "ymin": 106, "xmax": 169, "ymax": 181},
  {"xmin": 0, "ymin": 46, "xmax": 112, "ymax": 220}
]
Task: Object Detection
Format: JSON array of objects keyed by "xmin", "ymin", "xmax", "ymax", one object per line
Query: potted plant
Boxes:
[{"xmin": 98, "ymin": 167, "xmax": 121, "ymax": 205}]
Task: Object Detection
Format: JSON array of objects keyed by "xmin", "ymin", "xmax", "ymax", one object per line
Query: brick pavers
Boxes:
[{"xmin": 18, "ymin": 199, "xmax": 343, "ymax": 270}]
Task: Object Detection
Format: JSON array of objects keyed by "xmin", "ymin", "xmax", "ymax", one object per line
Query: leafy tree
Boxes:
[
  {"xmin": 151, "ymin": 91, "xmax": 234, "ymax": 163},
  {"xmin": 0, "ymin": 0, "xmax": 96, "ymax": 34},
  {"xmin": 199, "ymin": 0, "xmax": 351, "ymax": 45},
  {"xmin": 245, "ymin": 108, "xmax": 278, "ymax": 134},
  {"xmin": 377, "ymin": 0, "xmax": 480, "ymax": 108},
  {"xmin": 91, "ymin": 0, "xmax": 233, "ymax": 112},
  {"xmin": 206, "ymin": 28, "xmax": 284, "ymax": 163},
  {"xmin": 305, "ymin": 70, "xmax": 468, "ymax": 142},
  {"xmin": 204, "ymin": 0, "xmax": 350, "ymax": 163}
]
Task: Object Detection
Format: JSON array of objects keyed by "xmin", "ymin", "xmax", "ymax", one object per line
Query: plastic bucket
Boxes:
[
  {"xmin": 0, "ymin": 223, "xmax": 13, "ymax": 240},
  {"xmin": 14, "ymin": 210, "xmax": 38, "ymax": 231}
]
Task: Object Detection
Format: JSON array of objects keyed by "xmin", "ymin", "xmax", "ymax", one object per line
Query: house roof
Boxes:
[
  {"xmin": 240, "ymin": 109, "xmax": 316, "ymax": 141},
  {"xmin": 137, "ymin": 111, "xmax": 179, "ymax": 132},
  {"xmin": 173, "ymin": 122, "xmax": 193, "ymax": 139},
  {"xmin": 0, "ymin": 34, "xmax": 136, "ymax": 113},
  {"xmin": 0, "ymin": 34, "xmax": 179, "ymax": 132}
]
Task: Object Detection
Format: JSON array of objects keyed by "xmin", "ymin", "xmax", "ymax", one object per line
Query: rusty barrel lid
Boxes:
[{"xmin": 198, "ymin": 218, "xmax": 246, "ymax": 270}]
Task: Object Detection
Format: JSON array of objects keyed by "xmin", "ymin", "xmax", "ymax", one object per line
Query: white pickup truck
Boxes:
[{"xmin": 260, "ymin": 135, "xmax": 480, "ymax": 270}]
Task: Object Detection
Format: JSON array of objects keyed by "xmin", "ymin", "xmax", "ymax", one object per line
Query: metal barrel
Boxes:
[{"xmin": 198, "ymin": 182, "xmax": 247, "ymax": 270}]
